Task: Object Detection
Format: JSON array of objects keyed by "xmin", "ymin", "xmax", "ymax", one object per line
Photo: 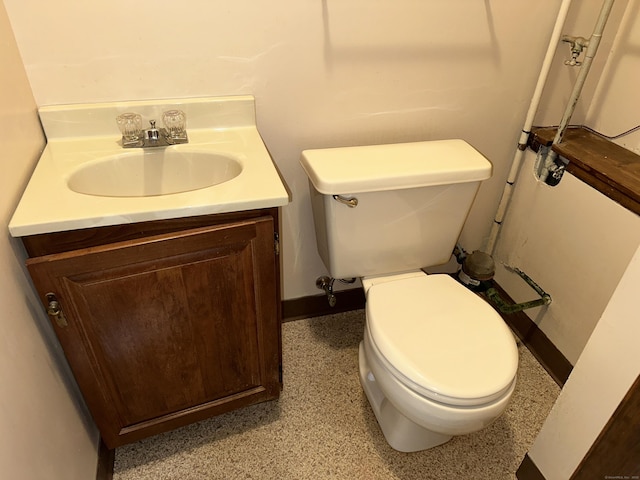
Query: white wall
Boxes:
[
  {"xmin": 523, "ymin": 4, "xmax": 640, "ymax": 473},
  {"xmin": 586, "ymin": 0, "xmax": 640, "ymax": 154},
  {"xmin": 0, "ymin": 2, "xmax": 100, "ymax": 478},
  {"xmin": 494, "ymin": 0, "xmax": 640, "ymax": 364},
  {"xmin": 3, "ymin": 0, "xmax": 567, "ymax": 299},
  {"xmin": 494, "ymin": 151, "xmax": 640, "ymax": 364},
  {"xmin": 528, "ymin": 244, "xmax": 640, "ymax": 479}
]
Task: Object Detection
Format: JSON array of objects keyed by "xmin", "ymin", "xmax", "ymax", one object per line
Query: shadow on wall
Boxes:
[
  {"xmin": 6, "ymin": 233, "xmax": 97, "ymax": 440},
  {"xmin": 320, "ymin": 0, "xmax": 501, "ymax": 66}
]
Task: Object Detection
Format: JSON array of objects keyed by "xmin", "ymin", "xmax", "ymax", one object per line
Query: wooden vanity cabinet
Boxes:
[{"xmin": 22, "ymin": 209, "xmax": 282, "ymax": 449}]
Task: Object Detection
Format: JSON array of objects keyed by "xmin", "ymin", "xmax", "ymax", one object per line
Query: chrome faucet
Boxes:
[
  {"xmin": 116, "ymin": 110, "xmax": 188, "ymax": 148},
  {"xmin": 146, "ymin": 120, "xmax": 160, "ymax": 143}
]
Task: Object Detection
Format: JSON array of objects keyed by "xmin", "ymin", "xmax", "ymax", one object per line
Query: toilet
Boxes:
[{"xmin": 300, "ymin": 140, "xmax": 519, "ymax": 452}]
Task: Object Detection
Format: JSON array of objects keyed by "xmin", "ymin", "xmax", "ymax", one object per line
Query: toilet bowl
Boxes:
[
  {"xmin": 300, "ymin": 140, "xmax": 519, "ymax": 451},
  {"xmin": 359, "ymin": 272, "xmax": 518, "ymax": 452}
]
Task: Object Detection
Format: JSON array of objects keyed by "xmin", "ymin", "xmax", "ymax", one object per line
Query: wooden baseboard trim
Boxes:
[
  {"xmin": 282, "ymin": 287, "xmax": 365, "ymax": 322},
  {"xmin": 96, "ymin": 438, "xmax": 114, "ymax": 480},
  {"xmin": 517, "ymin": 454, "xmax": 546, "ymax": 480},
  {"xmin": 489, "ymin": 282, "xmax": 573, "ymax": 387}
]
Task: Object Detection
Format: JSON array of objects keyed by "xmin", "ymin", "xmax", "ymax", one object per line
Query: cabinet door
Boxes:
[{"xmin": 27, "ymin": 217, "xmax": 280, "ymax": 448}]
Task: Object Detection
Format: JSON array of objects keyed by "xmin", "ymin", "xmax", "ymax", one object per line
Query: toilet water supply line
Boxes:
[
  {"xmin": 486, "ymin": 0, "xmax": 617, "ymax": 254},
  {"xmin": 485, "ymin": 0, "xmax": 573, "ymax": 255}
]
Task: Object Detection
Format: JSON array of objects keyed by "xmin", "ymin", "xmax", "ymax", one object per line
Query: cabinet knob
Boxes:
[{"xmin": 45, "ymin": 293, "xmax": 68, "ymax": 328}]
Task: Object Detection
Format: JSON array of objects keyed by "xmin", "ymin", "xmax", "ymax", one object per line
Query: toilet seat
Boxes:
[{"xmin": 366, "ymin": 274, "xmax": 518, "ymax": 407}]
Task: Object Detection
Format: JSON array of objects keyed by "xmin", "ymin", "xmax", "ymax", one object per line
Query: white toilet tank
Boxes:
[{"xmin": 300, "ymin": 140, "xmax": 492, "ymax": 279}]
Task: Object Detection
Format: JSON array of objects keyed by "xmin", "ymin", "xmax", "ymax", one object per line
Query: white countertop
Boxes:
[{"xmin": 9, "ymin": 96, "xmax": 289, "ymax": 237}]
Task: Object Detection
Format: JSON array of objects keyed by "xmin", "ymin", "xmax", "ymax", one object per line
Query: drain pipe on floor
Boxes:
[
  {"xmin": 485, "ymin": 0, "xmax": 573, "ymax": 255},
  {"xmin": 538, "ymin": 0, "xmax": 616, "ymax": 185},
  {"xmin": 485, "ymin": 266, "xmax": 552, "ymax": 314},
  {"xmin": 456, "ymin": 251, "xmax": 552, "ymax": 313}
]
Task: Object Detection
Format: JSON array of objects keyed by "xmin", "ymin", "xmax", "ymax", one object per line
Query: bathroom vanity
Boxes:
[
  {"xmin": 22, "ymin": 209, "xmax": 281, "ymax": 448},
  {"xmin": 9, "ymin": 96, "xmax": 289, "ymax": 448}
]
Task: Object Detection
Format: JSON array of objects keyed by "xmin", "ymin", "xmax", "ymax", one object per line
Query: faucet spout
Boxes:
[{"xmin": 146, "ymin": 120, "xmax": 160, "ymax": 142}]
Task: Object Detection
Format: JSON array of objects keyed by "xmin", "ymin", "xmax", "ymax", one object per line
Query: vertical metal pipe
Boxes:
[
  {"xmin": 540, "ymin": 0, "xmax": 616, "ymax": 182},
  {"xmin": 554, "ymin": 0, "xmax": 615, "ymax": 145}
]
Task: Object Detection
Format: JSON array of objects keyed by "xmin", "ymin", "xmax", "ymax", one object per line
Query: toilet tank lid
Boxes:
[{"xmin": 300, "ymin": 140, "xmax": 492, "ymax": 195}]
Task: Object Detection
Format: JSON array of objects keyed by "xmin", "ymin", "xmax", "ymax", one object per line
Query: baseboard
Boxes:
[
  {"xmin": 517, "ymin": 454, "xmax": 546, "ymax": 480},
  {"xmin": 282, "ymin": 287, "xmax": 365, "ymax": 322},
  {"xmin": 282, "ymin": 280, "xmax": 572, "ymax": 387},
  {"xmin": 96, "ymin": 438, "xmax": 114, "ymax": 480}
]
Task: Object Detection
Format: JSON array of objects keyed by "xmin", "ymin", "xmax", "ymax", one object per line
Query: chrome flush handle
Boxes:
[{"xmin": 333, "ymin": 195, "xmax": 358, "ymax": 208}]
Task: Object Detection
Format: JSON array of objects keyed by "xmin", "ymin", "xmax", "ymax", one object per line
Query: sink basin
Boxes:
[
  {"xmin": 9, "ymin": 95, "xmax": 290, "ymax": 237},
  {"xmin": 68, "ymin": 149, "xmax": 242, "ymax": 197}
]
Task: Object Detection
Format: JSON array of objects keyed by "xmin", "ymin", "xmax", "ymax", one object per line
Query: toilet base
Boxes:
[{"xmin": 358, "ymin": 342, "xmax": 452, "ymax": 452}]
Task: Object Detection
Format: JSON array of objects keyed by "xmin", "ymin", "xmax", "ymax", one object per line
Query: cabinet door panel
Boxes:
[{"xmin": 26, "ymin": 217, "xmax": 279, "ymax": 446}]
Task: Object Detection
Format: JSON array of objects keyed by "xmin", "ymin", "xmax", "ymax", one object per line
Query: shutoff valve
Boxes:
[{"xmin": 562, "ymin": 35, "xmax": 589, "ymax": 66}]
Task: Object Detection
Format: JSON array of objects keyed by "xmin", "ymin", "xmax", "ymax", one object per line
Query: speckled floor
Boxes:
[{"xmin": 114, "ymin": 310, "xmax": 560, "ymax": 480}]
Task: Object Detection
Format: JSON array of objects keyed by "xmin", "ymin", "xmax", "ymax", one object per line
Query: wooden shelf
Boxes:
[{"xmin": 530, "ymin": 126, "xmax": 640, "ymax": 216}]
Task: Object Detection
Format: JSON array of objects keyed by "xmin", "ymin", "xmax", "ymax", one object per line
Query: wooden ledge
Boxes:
[{"xmin": 530, "ymin": 126, "xmax": 640, "ymax": 216}]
